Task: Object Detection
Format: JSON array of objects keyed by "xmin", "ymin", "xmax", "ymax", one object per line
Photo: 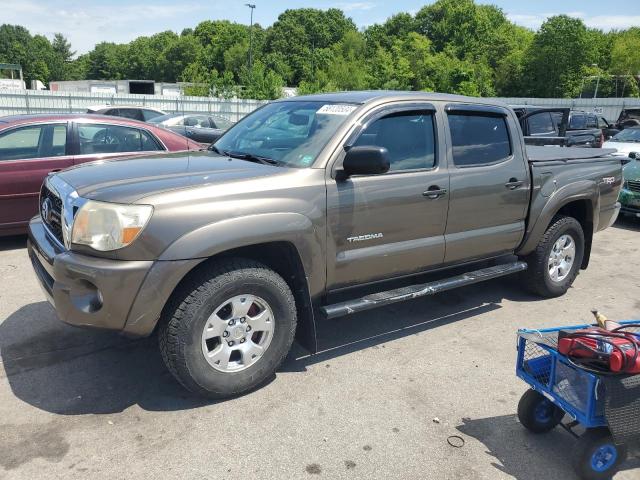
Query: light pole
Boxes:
[{"xmin": 245, "ymin": 4, "xmax": 256, "ymax": 76}]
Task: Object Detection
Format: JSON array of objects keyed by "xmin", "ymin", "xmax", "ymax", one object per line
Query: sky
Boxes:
[{"xmin": 4, "ymin": 0, "xmax": 640, "ymax": 54}]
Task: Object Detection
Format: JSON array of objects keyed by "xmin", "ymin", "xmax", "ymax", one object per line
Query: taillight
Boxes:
[{"xmin": 598, "ymin": 132, "xmax": 604, "ymax": 148}]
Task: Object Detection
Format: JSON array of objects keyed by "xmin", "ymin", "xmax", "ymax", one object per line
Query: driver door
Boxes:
[{"xmin": 326, "ymin": 104, "xmax": 450, "ymax": 290}]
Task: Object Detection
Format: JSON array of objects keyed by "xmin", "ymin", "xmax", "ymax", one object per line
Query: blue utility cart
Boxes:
[{"xmin": 516, "ymin": 321, "xmax": 640, "ymax": 480}]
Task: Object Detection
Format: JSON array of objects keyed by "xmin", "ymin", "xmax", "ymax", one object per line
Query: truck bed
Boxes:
[{"xmin": 527, "ymin": 146, "xmax": 619, "ymax": 162}]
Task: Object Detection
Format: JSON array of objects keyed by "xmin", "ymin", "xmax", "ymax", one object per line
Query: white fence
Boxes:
[
  {"xmin": 0, "ymin": 90, "xmax": 267, "ymax": 122},
  {"xmin": 2, "ymin": 90, "xmax": 640, "ymax": 123}
]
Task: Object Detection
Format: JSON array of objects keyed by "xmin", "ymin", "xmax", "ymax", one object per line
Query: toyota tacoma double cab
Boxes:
[{"xmin": 27, "ymin": 92, "xmax": 623, "ymax": 398}]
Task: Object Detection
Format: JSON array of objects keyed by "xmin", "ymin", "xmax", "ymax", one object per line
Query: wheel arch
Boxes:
[
  {"xmin": 518, "ymin": 184, "xmax": 597, "ymax": 269},
  {"xmin": 125, "ymin": 239, "xmax": 319, "ymax": 353}
]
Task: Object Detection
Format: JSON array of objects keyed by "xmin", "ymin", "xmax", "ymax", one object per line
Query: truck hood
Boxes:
[{"xmin": 56, "ymin": 151, "xmax": 287, "ymax": 203}]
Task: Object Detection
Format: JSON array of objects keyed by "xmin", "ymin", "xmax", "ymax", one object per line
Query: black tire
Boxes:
[
  {"xmin": 159, "ymin": 258, "xmax": 297, "ymax": 398},
  {"xmin": 572, "ymin": 428, "xmax": 627, "ymax": 480},
  {"xmin": 521, "ymin": 215, "xmax": 584, "ymax": 298},
  {"xmin": 517, "ymin": 389, "xmax": 565, "ymax": 433}
]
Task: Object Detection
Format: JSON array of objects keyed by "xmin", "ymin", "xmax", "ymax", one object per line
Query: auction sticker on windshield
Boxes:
[{"xmin": 317, "ymin": 104, "xmax": 357, "ymax": 115}]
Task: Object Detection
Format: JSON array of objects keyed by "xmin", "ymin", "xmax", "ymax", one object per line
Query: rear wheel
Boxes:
[
  {"xmin": 159, "ymin": 258, "xmax": 297, "ymax": 398},
  {"xmin": 573, "ymin": 428, "xmax": 627, "ymax": 480},
  {"xmin": 521, "ymin": 215, "xmax": 584, "ymax": 298}
]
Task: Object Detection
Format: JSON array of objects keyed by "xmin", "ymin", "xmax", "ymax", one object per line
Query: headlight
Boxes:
[{"xmin": 71, "ymin": 200, "xmax": 153, "ymax": 251}]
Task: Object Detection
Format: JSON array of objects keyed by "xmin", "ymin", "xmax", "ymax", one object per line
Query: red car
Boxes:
[{"xmin": 0, "ymin": 114, "xmax": 201, "ymax": 235}]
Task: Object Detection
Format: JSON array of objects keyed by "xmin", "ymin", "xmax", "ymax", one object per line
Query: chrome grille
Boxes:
[
  {"xmin": 40, "ymin": 184, "xmax": 64, "ymax": 245},
  {"xmin": 628, "ymin": 180, "xmax": 640, "ymax": 193}
]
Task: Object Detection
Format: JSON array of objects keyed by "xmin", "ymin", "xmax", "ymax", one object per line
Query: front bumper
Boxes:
[
  {"xmin": 28, "ymin": 216, "xmax": 154, "ymax": 332},
  {"xmin": 28, "ymin": 217, "xmax": 203, "ymax": 336},
  {"xmin": 619, "ymin": 188, "xmax": 640, "ymax": 217}
]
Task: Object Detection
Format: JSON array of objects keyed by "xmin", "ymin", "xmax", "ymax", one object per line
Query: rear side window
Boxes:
[
  {"xmin": 448, "ymin": 114, "xmax": 511, "ymax": 167},
  {"xmin": 527, "ymin": 112, "xmax": 557, "ymax": 135},
  {"xmin": 78, "ymin": 124, "xmax": 163, "ymax": 155},
  {"xmin": 569, "ymin": 114, "xmax": 586, "ymax": 130},
  {"xmin": 353, "ymin": 111, "xmax": 436, "ymax": 171},
  {"xmin": 0, "ymin": 124, "xmax": 67, "ymax": 161}
]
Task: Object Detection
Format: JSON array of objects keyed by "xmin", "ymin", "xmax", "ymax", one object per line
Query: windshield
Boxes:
[
  {"xmin": 610, "ymin": 128, "xmax": 640, "ymax": 143},
  {"xmin": 212, "ymin": 101, "xmax": 358, "ymax": 168},
  {"xmin": 148, "ymin": 114, "xmax": 182, "ymax": 126}
]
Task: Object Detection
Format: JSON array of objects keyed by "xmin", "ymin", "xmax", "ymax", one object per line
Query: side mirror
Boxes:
[{"xmin": 341, "ymin": 146, "xmax": 390, "ymax": 177}]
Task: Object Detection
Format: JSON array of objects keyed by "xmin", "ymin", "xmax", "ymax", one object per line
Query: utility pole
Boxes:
[{"xmin": 245, "ymin": 4, "xmax": 256, "ymax": 76}]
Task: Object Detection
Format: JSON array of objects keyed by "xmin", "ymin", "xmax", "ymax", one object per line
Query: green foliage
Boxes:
[
  {"xmin": 522, "ymin": 15, "xmax": 597, "ymax": 97},
  {"xmin": 2, "ymin": 0, "xmax": 640, "ymax": 99},
  {"xmin": 610, "ymin": 28, "xmax": 640, "ymax": 76}
]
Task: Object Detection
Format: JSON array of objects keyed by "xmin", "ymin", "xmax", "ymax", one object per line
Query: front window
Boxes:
[
  {"xmin": 353, "ymin": 111, "xmax": 436, "ymax": 171},
  {"xmin": 609, "ymin": 128, "xmax": 640, "ymax": 143},
  {"xmin": 213, "ymin": 101, "xmax": 357, "ymax": 168},
  {"xmin": 77, "ymin": 124, "xmax": 163, "ymax": 154}
]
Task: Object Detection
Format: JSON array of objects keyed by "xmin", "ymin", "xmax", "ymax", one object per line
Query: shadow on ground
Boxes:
[
  {"xmin": 0, "ymin": 276, "xmax": 532, "ymax": 415},
  {"xmin": 614, "ymin": 216, "xmax": 640, "ymax": 232},
  {"xmin": 457, "ymin": 414, "xmax": 640, "ymax": 480},
  {"xmin": 0, "ymin": 235, "xmax": 26, "ymax": 252}
]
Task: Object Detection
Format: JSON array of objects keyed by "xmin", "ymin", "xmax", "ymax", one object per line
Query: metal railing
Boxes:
[
  {"xmin": 2, "ymin": 90, "xmax": 640, "ymax": 123},
  {"xmin": 0, "ymin": 90, "xmax": 268, "ymax": 122}
]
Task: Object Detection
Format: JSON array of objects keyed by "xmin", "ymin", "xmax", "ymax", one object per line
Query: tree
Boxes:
[
  {"xmin": 265, "ymin": 8, "xmax": 356, "ymax": 85},
  {"xmin": 48, "ymin": 33, "xmax": 75, "ymax": 81},
  {"xmin": 239, "ymin": 61, "xmax": 284, "ymax": 100},
  {"xmin": 610, "ymin": 28, "xmax": 640, "ymax": 76},
  {"xmin": 522, "ymin": 15, "xmax": 597, "ymax": 97},
  {"xmin": 86, "ymin": 42, "xmax": 127, "ymax": 80},
  {"xmin": 415, "ymin": 0, "xmax": 510, "ymax": 64}
]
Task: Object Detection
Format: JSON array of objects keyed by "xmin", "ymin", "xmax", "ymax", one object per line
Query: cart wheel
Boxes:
[
  {"xmin": 517, "ymin": 389, "xmax": 565, "ymax": 433},
  {"xmin": 573, "ymin": 428, "xmax": 627, "ymax": 480}
]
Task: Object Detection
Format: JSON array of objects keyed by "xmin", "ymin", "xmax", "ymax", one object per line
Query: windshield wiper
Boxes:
[{"xmin": 225, "ymin": 151, "xmax": 281, "ymax": 166}]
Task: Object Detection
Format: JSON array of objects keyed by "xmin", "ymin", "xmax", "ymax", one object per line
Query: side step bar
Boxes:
[{"xmin": 322, "ymin": 261, "xmax": 528, "ymax": 319}]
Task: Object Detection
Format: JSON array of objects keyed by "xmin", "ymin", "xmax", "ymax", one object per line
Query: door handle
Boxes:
[
  {"xmin": 50, "ymin": 168, "xmax": 62, "ymax": 173},
  {"xmin": 505, "ymin": 179, "xmax": 524, "ymax": 190},
  {"xmin": 423, "ymin": 187, "xmax": 448, "ymax": 199}
]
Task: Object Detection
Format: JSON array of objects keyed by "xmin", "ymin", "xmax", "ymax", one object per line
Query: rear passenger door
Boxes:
[
  {"xmin": 0, "ymin": 123, "xmax": 72, "ymax": 230},
  {"xmin": 443, "ymin": 105, "xmax": 529, "ymax": 263},
  {"xmin": 72, "ymin": 123, "xmax": 164, "ymax": 165}
]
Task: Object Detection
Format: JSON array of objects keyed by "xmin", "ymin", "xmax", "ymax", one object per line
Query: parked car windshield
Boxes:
[
  {"xmin": 609, "ymin": 128, "xmax": 640, "ymax": 143},
  {"xmin": 212, "ymin": 101, "xmax": 357, "ymax": 167},
  {"xmin": 148, "ymin": 114, "xmax": 182, "ymax": 126}
]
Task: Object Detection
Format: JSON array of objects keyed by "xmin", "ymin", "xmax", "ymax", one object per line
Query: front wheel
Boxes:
[
  {"xmin": 573, "ymin": 428, "xmax": 627, "ymax": 480},
  {"xmin": 159, "ymin": 258, "xmax": 297, "ymax": 398},
  {"xmin": 521, "ymin": 215, "xmax": 584, "ymax": 298},
  {"xmin": 517, "ymin": 389, "xmax": 565, "ymax": 433}
]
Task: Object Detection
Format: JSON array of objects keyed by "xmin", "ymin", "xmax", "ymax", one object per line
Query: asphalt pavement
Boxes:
[{"xmin": 1, "ymin": 219, "xmax": 639, "ymax": 479}]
